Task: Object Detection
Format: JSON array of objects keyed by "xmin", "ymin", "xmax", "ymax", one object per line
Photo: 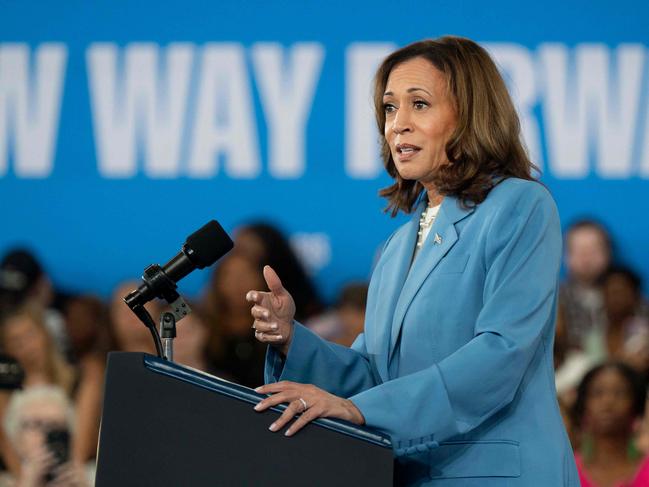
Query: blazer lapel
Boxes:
[
  {"xmin": 370, "ymin": 206, "xmax": 421, "ymax": 382},
  {"xmin": 388, "ymin": 196, "xmax": 475, "ymax": 365}
]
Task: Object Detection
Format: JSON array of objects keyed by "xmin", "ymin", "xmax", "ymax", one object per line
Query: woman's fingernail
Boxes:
[
  {"xmin": 254, "ymin": 403, "xmax": 262, "ymax": 411},
  {"xmin": 269, "ymin": 423, "xmax": 278, "ymax": 431},
  {"xmin": 270, "ymin": 323, "xmax": 278, "ymax": 330},
  {"xmin": 285, "ymin": 429, "xmax": 292, "ymax": 436},
  {"xmin": 254, "ymin": 386, "xmax": 263, "ymax": 393}
]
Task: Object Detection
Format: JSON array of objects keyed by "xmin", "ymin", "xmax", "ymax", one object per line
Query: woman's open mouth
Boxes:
[{"xmin": 396, "ymin": 143, "xmax": 421, "ymax": 161}]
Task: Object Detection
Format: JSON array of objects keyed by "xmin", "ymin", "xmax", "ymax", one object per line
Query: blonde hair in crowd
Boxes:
[{"xmin": 1, "ymin": 304, "xmax": 75, "ymax": 395}]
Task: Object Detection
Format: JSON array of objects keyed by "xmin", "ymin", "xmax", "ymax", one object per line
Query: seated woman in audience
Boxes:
[
  {"xmin": 232, "ymin": 222, "xmax": 323, "ymax": 321},
  {"xmin": 202, "ymin": 252, "xmax": 268, "ymax": 387},
  {"xmin": 0, "ymin": 305, "xmax": 76, "ymax": 474},
  {"xmin": 560, "ymin": 220, "xmax": 613, "ymax": 353},
  {"xmin": 0, "ymin": 249, "xmax": 68, "ymax": 357},
  {"xmin": 201, "ymin": 222, "xmax": 325, "ymax": 387},
  {"xmin": 1, "ymin": 385, "xmax": 90, "ymax": 487},
  {"xmin": 573, "ymin": 362, "xmax": 649, "ymax": 487},
  {"xmin": 601, "ymin": 267, "xmax": 649, "ymax": 376}
]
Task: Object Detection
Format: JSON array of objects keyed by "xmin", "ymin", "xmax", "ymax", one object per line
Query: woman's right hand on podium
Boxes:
[{"xmin": 246, "ymin": 265, "xmax": 296, "ymax": 356}]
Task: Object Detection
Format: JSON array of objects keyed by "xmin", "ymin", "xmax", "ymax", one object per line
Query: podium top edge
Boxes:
[{"xmin": 109, "ymin": 352, "xmax": 392, "ymax": 449}]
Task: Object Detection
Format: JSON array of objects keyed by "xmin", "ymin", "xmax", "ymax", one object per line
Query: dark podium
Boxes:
[{"xmin": 95, "ymin": 353, "xmax": 393, "ymax": 486}]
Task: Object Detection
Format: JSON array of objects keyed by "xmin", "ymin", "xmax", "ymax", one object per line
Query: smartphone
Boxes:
[{"xmin": 44, "ymin": 428, "xmax": 70, "ymax": 482}]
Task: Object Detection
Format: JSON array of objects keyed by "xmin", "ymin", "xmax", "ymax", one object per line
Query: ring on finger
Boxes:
[{"xmin": 298, "ymin": 398, "xmax": 308, "ymax": 412}]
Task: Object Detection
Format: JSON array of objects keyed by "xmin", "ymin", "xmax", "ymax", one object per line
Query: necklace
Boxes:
[{"xmin": 416, "ymin": 205, "xmax": 438, "ymax": 248}]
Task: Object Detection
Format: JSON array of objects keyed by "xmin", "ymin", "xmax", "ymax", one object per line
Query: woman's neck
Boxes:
[
  {"xmin": 587, "ymin": 434, "xmax": 633, "ymax": 464},
  {"xmin": 24, "ymin": 371, "xmax": 49, "ymax": 387},
  {"xmin": 424, "ymin": 185, "xmax": 444, "ymax": 207}
]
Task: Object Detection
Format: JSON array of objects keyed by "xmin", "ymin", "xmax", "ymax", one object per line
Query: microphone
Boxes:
[{"xmin": 124, "ymin": 220, "xmax": 233, "ymax": 310}]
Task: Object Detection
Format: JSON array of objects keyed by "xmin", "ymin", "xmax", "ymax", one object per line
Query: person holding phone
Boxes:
[{"xmin": 2, "ymin": 386, "xmax": 89, "ymax": 487}]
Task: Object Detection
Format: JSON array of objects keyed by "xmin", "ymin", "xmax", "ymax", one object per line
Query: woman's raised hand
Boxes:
[{"xmin": 246, "ymin": 266, "xmax": 296, "ymax": 356}]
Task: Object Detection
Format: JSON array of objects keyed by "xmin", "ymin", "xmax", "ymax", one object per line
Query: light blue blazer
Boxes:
[{"xmin": 266, "ymin": 178, "xmax": 579, "ymax": 486}]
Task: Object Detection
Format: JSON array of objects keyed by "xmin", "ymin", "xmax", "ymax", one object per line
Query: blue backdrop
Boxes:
[{"xmin": 1, "ymin": 0, "xmax": 648, "ymax": 302}]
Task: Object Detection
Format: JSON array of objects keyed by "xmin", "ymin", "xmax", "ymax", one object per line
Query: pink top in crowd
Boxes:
[{"xmin": 575, "ymin": 454, "xmax": 649, "ymax": 487}]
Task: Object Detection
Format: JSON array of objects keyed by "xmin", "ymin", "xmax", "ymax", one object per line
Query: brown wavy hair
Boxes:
[{"xmin": 375, "ymin": 36, "xmax": 538, "ymax": 215}]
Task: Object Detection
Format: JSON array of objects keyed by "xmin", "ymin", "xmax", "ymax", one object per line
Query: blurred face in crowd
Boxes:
[
  {"xmin": 583, "ymin": 368, "xmax": 635, "ymax": 436},
  {"xmin": 15, "ymin": 400, "xmax": 68, "ymax": 460},
  {"xmin": 64, "ymin": 296, "xmax": 103, "ymax": 353},
  {"xmin": 215, "ymin": 254, "xmax": 264, "ymax": 313},
  {"xmin": 603, "ymin": 273, "xmax": 638, "ymax": 320},
  {"xmin": 2, "ymin": 313, "xmax": 48, "ymax": 372},
  {"xmin": 234, "ymin": 229, "xmax": 266, "ymax": 263},
  {"xmin": 566, "ymin": 226, "xmax": 610, "ymax": 285},
  {"xmin": 383, "ymin": 57, "xmax": 457, "ymax": 188},
  {"xmin": 110, "ymin": 282, "xmax": 157, "ymax": 354}
]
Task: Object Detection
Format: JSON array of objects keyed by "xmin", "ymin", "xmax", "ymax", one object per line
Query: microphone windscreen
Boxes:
[{"xmin": 184, "ymin": 220, "xmax": 233, "ymax": 268}]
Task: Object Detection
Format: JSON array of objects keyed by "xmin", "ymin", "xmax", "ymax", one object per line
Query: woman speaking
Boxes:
[{"xmin": 247, "ymin": 36, "xmax": 579, "ymax": 486}]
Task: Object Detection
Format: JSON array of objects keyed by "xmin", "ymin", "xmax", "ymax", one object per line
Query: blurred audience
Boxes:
[
  {"xmin": 600, "ymin": 267, "xmax": 649, "ymax": 377},
  {"xmin": 559, "ymin": 220, "xmax": 613, "ymax": 355},
  {"xmin": 60, "ymin": 296, "xmax": 107, "ymax": 464},
  {"xmin": 63, "ymin": 296, "xmax": 108, "ymax": 365},
  {"xmin": 556, "ymin": 220, "xmax": 614, "ymax": 403},
  {"xmin": 572, "ymin": 362, "xmax": 649, "ymax": 487},
  {"xmin": 0, "ymin": 250, "xmax": 67, "ymax": 356},
  {"xmin": 233, "ymin": 223, "xmax": 323, "ymax": 321},
  {"xmin": 203, "ymin": 252, "xmax": 267, "ymax": 387},
  {"xmin": 0, "ymin": 305, "xmax": 100, "ymax": 475},
  {"xmin": 555, "ymin": 305, "xmax": 593, "ymax": 402},
  {"xmin": 5, "ymin": 217, "xmax": 648, "ymax": 485},
  {"xmin": 202, "ymin": 222, "xmax": 324, "ymax": 387},
  {"xmin": 1, "ymin": 385, "xmax": 91, "ymax": 487},
  {"xmin": 0, "ymin": 305, "xmax": 75, "ymax": 474},
  {"xmin": 0, "ymin": 306, "xmax": 74, "ymax": 393},
  {"xmin": 107, "ymin": 281, "xmax": 159, "ymax": 355},
  {"xmin": 173, "ymin": 303, "xmax": 214, "ymax": 374},
  {"xmin": 307, "ymin": 282, "xmax": 368, "ymax": 347}
]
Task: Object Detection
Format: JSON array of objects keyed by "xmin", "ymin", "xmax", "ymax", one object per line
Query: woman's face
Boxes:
[
  {"xmin": 16, "ymin": 401, "xmax": 68, "ymax": 460},
  {"xmin": 234, "ymin": 229, "xmax": 266, "ymax": 263},
  {"xmin": 604, "ymin": 274, "xmax": 638, "ymax": 319},
  {"xmin": 584, "ymin": 368, "xmax": 635, "ymax": 436},
  {"xmin": 215, "ymin": 254, "xmax": 264, "ymax": 311},
  {"xmin": 2, "ymin": 314, "xmax": 48, "ymax": 370},
  {"xmin": 566, "ymin": 226, "xmax": 610, "ymax": 284},
  {"xmin": 383, "ymin": 57, "xmax": 457, "ymax": 188}
]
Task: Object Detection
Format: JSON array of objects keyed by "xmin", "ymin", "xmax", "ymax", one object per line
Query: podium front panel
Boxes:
[{"xmin": 95, "ymin": 352, "xmax": 393, "ymax": 486}]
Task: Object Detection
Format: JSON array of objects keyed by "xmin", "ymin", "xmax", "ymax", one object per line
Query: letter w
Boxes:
[
  {"xmin": 0, "ymin": 43, "xmax": 67, "ymax": 177},
  {"xmin": 87, "ymin": 43, "xmax": 193, "ymax": 178}
]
